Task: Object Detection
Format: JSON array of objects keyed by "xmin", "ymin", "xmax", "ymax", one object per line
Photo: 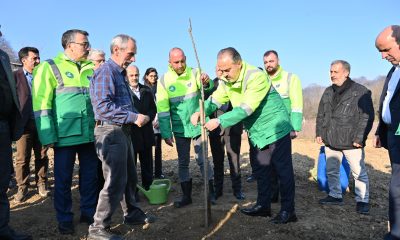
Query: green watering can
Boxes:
[{"xmin": 137, "ymin": 179, "xmax": 171, "ymax": 205}]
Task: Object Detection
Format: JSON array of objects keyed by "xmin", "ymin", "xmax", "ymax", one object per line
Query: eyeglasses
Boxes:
[
  {"xmin": 71, "ymin": 41, "xmax": 90, "ymax": 48},
  {"xmin": 92, "ymin": 59, "xmax": 105, "ymax": 64},
  {"xmin": 148, "ymin": 74, "xmax": 158, "ymax": 78}
]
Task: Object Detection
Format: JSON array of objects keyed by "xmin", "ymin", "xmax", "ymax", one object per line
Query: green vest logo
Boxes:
[
  {"xmin": 169, "ymin": 85, "xmax": 176, "ymax": 92},
  {"xmin": 65, "ymin": 72, "xmax": 74, "ymax": 78}
]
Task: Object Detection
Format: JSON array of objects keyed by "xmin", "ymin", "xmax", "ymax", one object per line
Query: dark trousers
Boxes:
[
  {"xmin": 154, "ymin": 133, "xmax": 163, "ymax": 177},
  {"xmin": 249, "ymin": 134, "xmax": 295, "ymax": 212},
  {"xmin": 209, "ymin": 127, "xmax": 242, "ymax": 192},
  {"xmin": 15, "ymin": 120, "xmax": 48, "ymax": 188},
  {"xmin": 0, "ymin": 120, "xmax": 12, "ymax": 235},
  {"xmin": 248, "ymin": 137, "xmax": 259, "ymax": 177},
  {"xmin": 134, "ymin": 147, "xmax": 154, "ymax": 190},
  {"xmin": 91, "ymin": 125, "xmax": 143, "ymax": 230},
  {"xmin": 388, "ymin": 130, "xmax": 400, "ymax": 238},
  {"xmin": 53, "ymin": 143, "xmax": 98, "ymax": 223}
]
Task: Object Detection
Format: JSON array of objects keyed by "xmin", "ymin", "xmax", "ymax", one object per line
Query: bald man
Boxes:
[
  {"xmin": 374, "ymin": 25, "xmax": 400, "ymax": 240},
  {"xmin": 156, "ymin": 47, "xmax": 216, "ymax": 208},
  {"xmin": 127, "ymin": 65, "xmax": 156, "ymax": 190}
]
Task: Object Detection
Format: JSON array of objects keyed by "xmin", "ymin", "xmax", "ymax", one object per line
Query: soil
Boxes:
[{"xmin": 8, "ymin": 137, "xmax": 391, "ymax": 240}]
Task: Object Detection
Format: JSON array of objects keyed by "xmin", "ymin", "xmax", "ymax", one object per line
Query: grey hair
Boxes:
[
  {"xmin": 61, "ymin": 29, "xmax": 89, "ymax": 49},
  {"xmin": 88, "ymin": 49, "xmax": 105, "ymax": 60},
  {"xmin": 391, "ymin": 25, "xmax": 400, "ymax": 45},
  {"xmin": 331, "ymin": 60, "xmax": 351, "ymax": 73},
  {"xmin": 110, "ymin": 34, "xmax": 136, "ymax": 54},
  {"xmin": 217, "ymin": 47, "xmax": 242, "ymax": 64}
]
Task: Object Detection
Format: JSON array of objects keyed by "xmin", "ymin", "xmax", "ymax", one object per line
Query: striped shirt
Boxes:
[{"xmin": 90, "ymin": 59, "xmax": 138, "ymax": 124}]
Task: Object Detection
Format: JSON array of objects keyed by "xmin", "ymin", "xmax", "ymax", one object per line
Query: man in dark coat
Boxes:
[
  {"xmin": 374, "ymin": 25, "xmax": 400, "ymax": 240},
  {"xmin": 127, "ymin": 65, "xmax": 156, "ymax": 190}
]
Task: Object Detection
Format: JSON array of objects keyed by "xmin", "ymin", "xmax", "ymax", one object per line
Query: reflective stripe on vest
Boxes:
[
  {"xmin": 34, "ymin": 109, "xmax": 51, "ymax": 118},
  {"xmin": 45, "ymin": 59, "xmax": 88, "ymax": 94}
]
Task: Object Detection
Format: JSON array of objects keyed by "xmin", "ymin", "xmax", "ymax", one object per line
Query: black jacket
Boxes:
[
  {"xmin": 130, "ymin": 83, "xmax": 156, "ymax": 151},
  {"xmin": 375, "ymin": 66, "xmax": 400, "ymax": 149},
  {"xmin": 316, "ymin": 79, "xmax": 374, "ymax": 150}
]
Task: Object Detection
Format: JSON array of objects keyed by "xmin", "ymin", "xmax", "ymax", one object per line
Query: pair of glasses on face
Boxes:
[{"xmin": 71, "ymin": 41, "xmax": 91, "ymax": 48}]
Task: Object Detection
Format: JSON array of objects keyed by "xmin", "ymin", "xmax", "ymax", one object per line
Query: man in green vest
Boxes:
[
  {"xmin": 263, "ymin": 50, "xmax": 303, "ymax": 202},
  {"xmin": 32, "ymin": 29, "xmax": 99, "ymax": 235},
  {"xmin": 191, "ymin": 47, "xmax": 297, "ymax": 224},
  {"xmin": 157, "ymin": 47, "xmax": 215, "ymax": 208}
]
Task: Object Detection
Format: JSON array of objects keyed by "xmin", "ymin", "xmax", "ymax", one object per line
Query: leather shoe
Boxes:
[
  {"xmin": 0, "ymin": 228, "xmax": 32, "ymax": 240},
  {"xmin": 233, "ymin": 191, "xmax": 245, "ymax": 200},
  {"xmin": 384, "ymin": 232, "xmax": 400, "ymax": 240},
  {"xmin": 240, "ymin": 204, "xmax": 271, "ymax": 217},
  {"xmin": 58, "ymin": 221, "xmax": 74, "ymax": 235},
  {"xmin": 124, "ymin": 214, "xmax": 156, "ymax": 226},
  {"xmin": 80, "ymin": 215, "xmax": 94, "ymax": 224},
  {"xmin": 246, "ymin": 175, "xmax": 256, "ymax": 183},
  {"xmin": 87, "ymin": 228, "xmax": 123, "ymax": 240},
  {"xmin": 270, "ymin": 211, "xmax": 298, "ymax": 224}
]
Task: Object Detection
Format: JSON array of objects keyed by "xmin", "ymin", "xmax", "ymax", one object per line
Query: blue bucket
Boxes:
[{"xmin": 317, "ymin": 146, "xmax": 350, "ymax": 193}]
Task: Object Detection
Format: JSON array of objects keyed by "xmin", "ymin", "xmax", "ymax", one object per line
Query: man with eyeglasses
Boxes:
[
  {"xmin": 88, "ymin": 49, "xmax": 105, "ymax": 71},
  {"xmin": 13, "ymin": 47, "xmax": 50, "ymax": 204},
  {"xmin": 32, "ymin": 29, "xmax": 99, "ymax": 235}
]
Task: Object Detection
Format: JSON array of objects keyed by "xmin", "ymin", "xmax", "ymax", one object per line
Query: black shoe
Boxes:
[
  {"xmin": 124, "ymin": 214, "xmax": 156, "ymax": 226},
  {"xmin": 209, "ymin": 180, "xmax": 216, "ymax": 205},
  {"xmin": 246, "ymin": 175, "xmax": 256, "ymax": 183},
  {"xmin": 356, "ymin": 202, "xmax": 370, "ymax": 215},
  {"xmin": 154, "ymin": 174, "xmax": 166, "ymax": 179},
  {"xmin": 87, "ymin": 228, "xmax": 123, "ymax": 240},
  {"xmin": 240, "ymin": 205, "xmax": 271, "ymax": 217},
  {"xmin": 58, "ymin": 221, "xmax": 74, "ymax": 235},
  {"xmin": 384, "ymin": 233, "xmax": 400, "ymax": 240},
  {"xmin": 270, "ymin": 211, "xmax": 298, "ymax": 224},
  {"xmin": 0, "ymin": 228, "xmax": 32, "ymax": 240},
  {"xmin": 318, "ymin": 195, "xmax": 344, "ymax": 205},
  {"xmin": 174, "ymin": 180, "xmax": 192, "ymax": 208},
  {"xmin": 233, "ymin": 191, "xmax": 245, "ymax": 200},
  {"xmin": 79, "ymin": 215, "xmax": 94, "ymax": 224},
  {"xmin": 215, "ymin": 190, "xmax": 223, "ymax": 200}
]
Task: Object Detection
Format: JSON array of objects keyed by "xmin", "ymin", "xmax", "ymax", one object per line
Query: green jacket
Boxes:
[
  {"xmin": 269, "ymin": 66, "xmax": 303, "ymax": 131},
  {"xmin": 32, "ymin": 53, "xmax": 95, "ymax": 147},
  {"xmin": 204, "ymin": 61, "xmax": 291, "ymax": 148},
  {"xmin": 157, "ymin": 66, "xmax": 213, "ymax": 139}
]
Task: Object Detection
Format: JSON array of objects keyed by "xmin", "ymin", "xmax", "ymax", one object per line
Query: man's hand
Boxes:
[
  {"xmin": 191, "ymin": 112, "xmax": 201, "ymax": 126},
  {"xmin": 200, "ymin": 73, "xmax": 210, "ymax": 85},
  {"xmin": 164, "ymin": 137, "xmax": 174, "ymax": 147},
  {"xmin": 373, "ymin": 135, "xmax": 381, "ymax": 148},
  {"xmin": 135, "ymin": 114, "xmax": 150, "ymax": 127},
  {"xmin": 152, "ymin": 119, "xmax": 159, "ymax": 129},
  {"xmin": 353, "ymin": 142, "xmax": 362, "ymax": 148},
  {"xmin": 316, "ymin": 136, "xmax": 324, "ymax": 145},
  {"xmin": 290, "ymin": 131, "xmax": 298, "ymax": 139},
  {"xmin": 204, "ymin": 118, "xmax": 220, "ymax": 131}
]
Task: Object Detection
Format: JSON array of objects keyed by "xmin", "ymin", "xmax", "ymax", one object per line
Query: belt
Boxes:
[{"xmin": 95, "ymin": 120, "xmax": 122, "ymax": 127}]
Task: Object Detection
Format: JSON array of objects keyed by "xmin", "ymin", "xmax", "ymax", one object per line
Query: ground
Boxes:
[{"xmin": 8, "ymin": 138, "xmax": 391, "ymax": 240}]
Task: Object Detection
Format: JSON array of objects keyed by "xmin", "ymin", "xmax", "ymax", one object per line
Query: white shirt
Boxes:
[
  {"xmin": 130, "ymin": 86, "xmax": 140, "ymax": 100},
  {"xmin": 382, "ymin": 66, "xmax": 400, "ymax": 124}
]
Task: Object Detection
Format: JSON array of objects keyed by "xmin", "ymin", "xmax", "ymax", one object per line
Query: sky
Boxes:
[{"xmin": 0, "ymin": 0, "xmax": 398, "ymax": 87}]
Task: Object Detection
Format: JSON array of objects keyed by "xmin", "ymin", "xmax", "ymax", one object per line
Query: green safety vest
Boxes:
[
  {"xmin": 204, "ymin": 61, "xmax": 291, "ymax": 148},
  {"xmin": 269, "ymin": 66, "xmax": 303, "ymax": 131},
  {"xmin": 32, "ymin": 53, "xmax": 95, "ymax": 147},
  {"xmin": 157, "ymin": 65, "xmax": 213, "ymax": 139}
]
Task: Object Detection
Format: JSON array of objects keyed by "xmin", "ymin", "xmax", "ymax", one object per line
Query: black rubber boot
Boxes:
[
  {"xmin": 209, "ymin": 180, "xmax": 216, "ymax": 205},
  {"xmin": 174, "ymin": 179, "xmax": 192, "ymax": 208}
]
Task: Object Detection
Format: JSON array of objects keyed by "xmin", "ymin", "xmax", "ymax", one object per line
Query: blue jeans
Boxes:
[
  {"xmin": 175, "ymin": 135, "xmax": 213, "ymax": 182},
  {"xmin": 53, "ymin": 143, "xmax": 98, "ymax": 223}
]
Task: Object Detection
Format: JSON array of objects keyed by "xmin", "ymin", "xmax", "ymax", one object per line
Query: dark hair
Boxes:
[
  {"xmin": 18, "ymin": 47, "xmax": 39, "ymax": 62},
  {"xmin": 61, "ymin": 29, "xmax": 89, "ymax": 49},
  {"xmin": 217, "ymin": 47, "xmax": 242, "ymax": 63},
  {"xmin": 392, "ymin": 25, "xmax": 400, "ymax": 45},
  {"xmin": 143, "ymin": 67, "xmax": 158, "ymax": 85},
  {"xmin": 263, "ymin": 50, "xmax": 278, "ymax": 58}
]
